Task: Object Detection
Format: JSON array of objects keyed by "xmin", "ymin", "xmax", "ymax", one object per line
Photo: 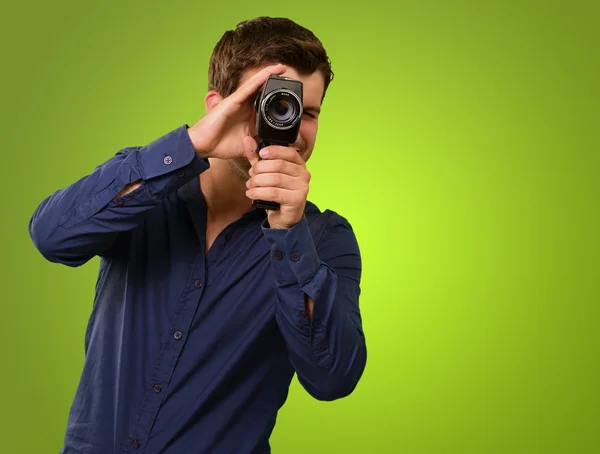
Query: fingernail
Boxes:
[{"xmin": 260, "ymin": 149, "xmax": 269, "ymax": 158}]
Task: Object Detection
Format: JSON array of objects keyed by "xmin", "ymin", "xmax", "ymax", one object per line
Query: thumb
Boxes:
[{"xmin": 242, "ymin": 136, "xmax": 260, "ymax": 168}]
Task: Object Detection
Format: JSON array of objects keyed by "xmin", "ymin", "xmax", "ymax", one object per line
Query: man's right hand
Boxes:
[{"xmin": 187, "ymin": 64, "xmax": 287, "ymax": 160}]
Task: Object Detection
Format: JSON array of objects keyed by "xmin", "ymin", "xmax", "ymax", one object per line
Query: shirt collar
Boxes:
[{"xmin": 177, "ymin": 176, "xmax": 268, "ymax": 221}]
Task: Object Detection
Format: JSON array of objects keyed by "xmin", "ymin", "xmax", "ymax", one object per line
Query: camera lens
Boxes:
[
  {"xmin": 268, "ymin": 96, "xmax": 296, "ymax": 123},
  {"xmin": 262, "ymin": 90, "xmax": 302, "ymax": 129}
]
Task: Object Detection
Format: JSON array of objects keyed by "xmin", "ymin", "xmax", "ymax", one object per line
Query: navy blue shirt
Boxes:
[{"xmin": 29, "ymin": 124, "xmax": 366, "ymax": 453}]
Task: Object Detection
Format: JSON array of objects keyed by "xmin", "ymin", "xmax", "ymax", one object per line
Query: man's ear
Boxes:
[{"xmin": 204, "ymin": 90, "xmax": 223, "ymax": 112}]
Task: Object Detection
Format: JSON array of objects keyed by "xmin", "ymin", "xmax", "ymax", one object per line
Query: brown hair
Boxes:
[{"xmin": 208, "ymin": 17, "xmax": 334, "ymax": 101}]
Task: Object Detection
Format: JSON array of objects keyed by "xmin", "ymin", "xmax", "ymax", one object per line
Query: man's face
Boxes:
[{"xmin": 228, "ymin": 65, "xmax": 325, "ymax": 180}]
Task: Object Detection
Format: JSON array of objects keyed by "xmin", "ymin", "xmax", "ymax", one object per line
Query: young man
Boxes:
[{"xmin": 29, "ymin": 16, "xmax": 366, "ymax": 453}]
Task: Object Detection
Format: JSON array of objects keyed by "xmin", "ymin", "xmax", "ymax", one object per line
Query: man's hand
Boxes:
[
  {"xmin": 245, "ymin": 146, "xmax": 311, "ymax": 229},
  {"xmin": 187, "ymin": 64, "xmax": 287, "ymax": 160}
]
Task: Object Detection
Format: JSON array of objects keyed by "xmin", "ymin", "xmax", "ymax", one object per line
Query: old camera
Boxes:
[{"xmin": 252, "ymin": 75, "xmax": 303, "ymax": 211}]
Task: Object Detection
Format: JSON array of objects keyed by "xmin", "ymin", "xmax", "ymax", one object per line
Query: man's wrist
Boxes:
[
  {"xmin": 267, "ymin": 223, "xmax": 290, "ymax": 230},
  {"xmin": 186, "ymin": 127, "xmax": 210, "ymax": 160}
]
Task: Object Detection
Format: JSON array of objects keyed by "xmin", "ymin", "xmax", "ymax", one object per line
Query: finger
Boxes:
[
  {"xmin": 246, "ymin": 172, "xmax": 299, "ymax": 190},
  {"xmin": 230, "ymin": 64, "xmax": 287, "ymax": 106},
  {"xmin": 259, "ymin": 145, "xmax": 304, "ymax": 164},
  {"xmin": 246, "ymin": 187, "xmax": 298, "ymax": 205},
  {"xmin": 250, "ymin": 159, "xmax": 303, "ymax": 178}
]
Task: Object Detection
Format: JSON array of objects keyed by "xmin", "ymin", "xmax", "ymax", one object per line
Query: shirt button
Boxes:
[
  {"xmin": 194, "ymin": 280, "xmax": 203, "ymax": 288},
  {"xmin": 115, "ymin": 198, "xmax": 124, "ymax": 206},
  {"xmin": 164, "ymin": 156, "xmax": 173, "ymax": 165},
  {"xmin": 291, "ymin": 252, "xmax": 300, "ymax": 262},
  {"xmin": 133, "ymin": 439, "xmax": 140, "ymax": 449},
  {"xmin": 153, "ymin": 384, "xmax": 162, "ymax": 393},
  {"xmin": 173, "ymin": 331, "xmax": 182, "ymax": 340},
  {"xmin": 275, "ymin": 251, "xmax": 283, "ymax": 260},
  {"xmin": 177, "ymin": 169, "xmax": 185, "ymax": 178}
]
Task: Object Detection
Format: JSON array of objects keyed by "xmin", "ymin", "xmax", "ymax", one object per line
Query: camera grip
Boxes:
[{"xmin": 251, "ymin": 140, "xmax": 281, "ymax": 211}]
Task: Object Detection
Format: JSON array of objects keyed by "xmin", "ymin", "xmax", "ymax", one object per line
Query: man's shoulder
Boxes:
[
  {"xmin": 303, "ymin": 201, "xmax": 360, "ymax": 256},
  {"xmin": 304, "ymin": 200, "xmax": 355, "ymax": 232}
]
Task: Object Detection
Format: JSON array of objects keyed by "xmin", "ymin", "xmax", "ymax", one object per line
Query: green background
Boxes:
[{"xmin": 1, "ymin": 0, "xmax": 598, "ymax": 452}]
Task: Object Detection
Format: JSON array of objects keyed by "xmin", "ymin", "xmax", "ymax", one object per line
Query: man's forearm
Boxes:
[
  {"xmin": 30, "ymin": 125, "xmax": 208, "ymax": 266},
  {"xmin": 262, "ymin": 214, "xmax": 367, "ymax": 401}
]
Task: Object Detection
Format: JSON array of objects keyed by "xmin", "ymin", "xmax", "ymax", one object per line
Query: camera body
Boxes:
[
  {"xmin": 254, "ymin": 75, "xmax": 303, "ymax": 146},
  {"xmin": 252, "ymin": 75, "xmax": 304, "ymax": 211}
]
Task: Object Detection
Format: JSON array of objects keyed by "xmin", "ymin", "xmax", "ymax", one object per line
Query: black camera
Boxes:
[{"xmin": 252, "ymin": 75, "xmax": 303, "ymax": 211}]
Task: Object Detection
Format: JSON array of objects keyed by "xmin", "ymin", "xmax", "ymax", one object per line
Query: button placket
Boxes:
[{"xmin": 126, "ymin": 250, "xmax": 205, "ymax": 454}]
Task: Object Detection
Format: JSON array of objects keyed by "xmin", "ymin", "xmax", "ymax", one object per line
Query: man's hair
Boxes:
[{"xmin": 208, "ymin": 17, "xmax": 334, "ymax": 101}]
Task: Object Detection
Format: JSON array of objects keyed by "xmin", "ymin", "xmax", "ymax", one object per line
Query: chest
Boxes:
[
  {"xmin": 205, "ymin": 222, "xmax": 229, "ymax": 254},
  {"xmin": 123, "ymin": 211, "xmax": 274, "ymax": 330}
]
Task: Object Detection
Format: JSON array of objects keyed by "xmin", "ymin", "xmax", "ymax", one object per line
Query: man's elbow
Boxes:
[
  {"xmin": 29, "ymin": 216, "xmax": 89, "ymax": 267},
  {"xmin": 310, "ymin": 380, "xmax": 359, "ymax": 402},
  {"xmin": 303, "ymin": 353, "xmax": 367, "ymax": 401}
]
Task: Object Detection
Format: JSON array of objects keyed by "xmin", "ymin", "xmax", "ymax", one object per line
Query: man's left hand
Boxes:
[{"xmin": 246, "ymin": 145, "xmax": 310, "ymax": 229}]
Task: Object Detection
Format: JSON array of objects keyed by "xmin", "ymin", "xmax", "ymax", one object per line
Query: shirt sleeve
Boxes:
[
  {"xmin": 261, "ymin": 213, "xmax": 367, "ymax": 401},
  {"xmin": 29, "ymin": 124, "xmax": 209, "ymax": 267}
]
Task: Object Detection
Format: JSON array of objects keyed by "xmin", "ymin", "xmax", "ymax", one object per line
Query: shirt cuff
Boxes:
[
  {"xmin": 261, "ymin": 215, "xmax": 321, "ymax": 287},
  {"xmin": 137, "ymin": 124, "xmax": 204, "ymax": 180}
]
